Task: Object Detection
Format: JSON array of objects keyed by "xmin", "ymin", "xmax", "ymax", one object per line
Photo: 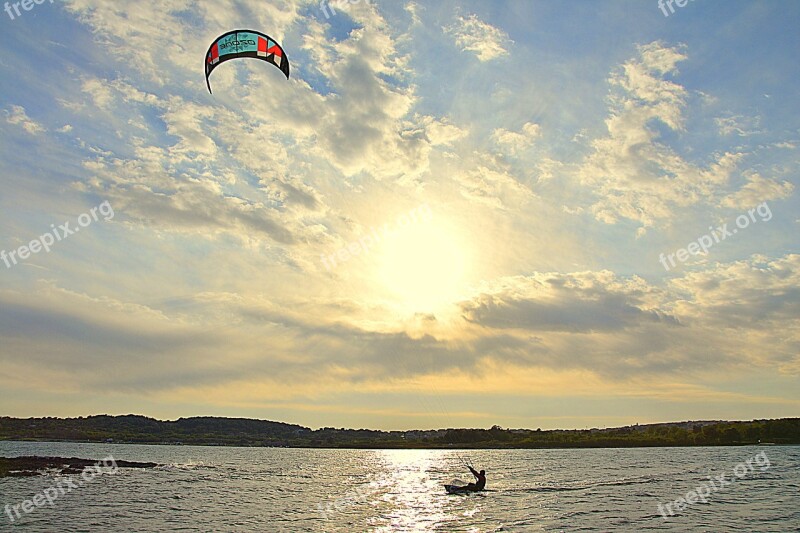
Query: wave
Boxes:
[
  {"xmin": 154, "ymin": 462, "xmax": 213, "ymax": 471},
  {"xmin": 511, "ymin": 476, "xmax": 657, "ymax": 493}
]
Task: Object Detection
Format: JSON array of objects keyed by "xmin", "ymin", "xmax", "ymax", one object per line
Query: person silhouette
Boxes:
[{"xmin": 465, "ymin": 466, "xmax": 486, "ymax": 491}]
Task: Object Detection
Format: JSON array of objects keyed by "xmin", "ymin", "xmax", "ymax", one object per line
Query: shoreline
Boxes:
[{"xmin": 0, "ymin": 439, "xmax": 790, "ymax": 451}]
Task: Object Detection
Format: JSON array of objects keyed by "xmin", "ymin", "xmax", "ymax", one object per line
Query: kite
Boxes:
[{"xmin": 204, "ymin": 29, "xmax": 290, "ymax": 94}]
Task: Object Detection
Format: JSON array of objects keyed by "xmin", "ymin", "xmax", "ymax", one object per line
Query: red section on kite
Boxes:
[{"xmin": 207, "ymin": 43, "xmax": 219, "ymax": 65}]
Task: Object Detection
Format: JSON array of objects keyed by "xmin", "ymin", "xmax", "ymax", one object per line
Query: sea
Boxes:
[{"xmin": 0, "ymin": 442, "xmax": 798, "ymax": 532}]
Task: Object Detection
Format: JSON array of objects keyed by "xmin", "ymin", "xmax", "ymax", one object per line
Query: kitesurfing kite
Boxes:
[{"xmin": 204, "ymin": 29, "xmax": 290, "ymax": 94}]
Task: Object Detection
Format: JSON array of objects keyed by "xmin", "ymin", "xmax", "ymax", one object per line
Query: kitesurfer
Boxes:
[{"xmin": 465, "ymin": 466, "xmax": 486, "ymax": 492}]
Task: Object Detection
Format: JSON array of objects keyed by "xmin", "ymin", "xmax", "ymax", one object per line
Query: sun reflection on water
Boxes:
[{"xmin": 366, "ymin": 450, "xmax": 484, "ymax": 532}]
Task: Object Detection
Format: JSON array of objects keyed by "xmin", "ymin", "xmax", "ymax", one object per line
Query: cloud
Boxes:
[
  {"xmin": 18, "ymin": 0, "xmax": 481, "ymax": 273},
  {"xmin": 415, "ymin": 115, "xmax": 468, "ymax": 146},
  {"xmin": 719, "ymin": 173, "xmax": 794, "ymax": 209},
  {"xmin": 454, "ymin": 255, "xmax": 800, "ymax": 378},
  {"xmin": 492, "ymin": 122, "xmax": 540, "ymax": 155},
  {"xmin": 286, "ymin": 8, "xmax": 467, "ymax": 182},
  {"xmin": 715, "ymin": 115, "xmax": 763, "ymax": 137},
  {"xmin": 4, "ymin": 105, "xmax": 46, "ymax": 135},
  {"xmin": 65, "ymin": 0, "xmax": 301, "ymax": 86},
  {"xmin": 444, "ymin": 14, "xmax": 511, "ymax": 62},
  {"xmin": 461, "ymin": 271, "xmax": 675, "ymax": 333},
  {"xmin": 405, "ymin": 2, "xmax": 422, "ymax": 26},
  {"xmin": 576, "ymin": 42, "xmax": 748, "ymax": 230},
  {"xmin": 772, "ymin": 141, "xmax": 796, "ymax": 149},
  {"xmin": 667, "ymin": 254, "xmax": 800, "ymax": 373},
  {"xmin": 2, "ymin": 249, "xmax": 798, "ymax": 407},
  {"xmin": 455, "ymin": 162, "xmax": 535, "ymax": 209}
]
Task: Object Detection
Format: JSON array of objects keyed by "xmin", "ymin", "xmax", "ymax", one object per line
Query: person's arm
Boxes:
[{"xmin": 468, "ymin": 466, "xmax": 478, "ymax": 478}]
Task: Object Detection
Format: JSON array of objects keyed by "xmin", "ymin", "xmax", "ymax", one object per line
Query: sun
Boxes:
[{"xmin": 375, "ymin": 219, "xmax": 471, "ymax": 314}]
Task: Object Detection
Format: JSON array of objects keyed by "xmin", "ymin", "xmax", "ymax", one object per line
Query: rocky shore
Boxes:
[{"xmin": 0, "ymin": 456, "xmax": 158, "ymax": 478}]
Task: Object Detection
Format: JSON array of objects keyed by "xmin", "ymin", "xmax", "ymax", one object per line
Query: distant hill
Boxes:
[
  {"xmin": 0, "ymin": 415, "xmax": 308, "ymax": 446},
  {"xmin": 0, "ymin": 415, "xmax": 798, "ymax": 448}
]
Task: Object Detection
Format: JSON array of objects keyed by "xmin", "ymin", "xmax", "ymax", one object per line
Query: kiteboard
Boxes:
[{"xmin": 444, "ymin": 484, "xmax": 475, "ymax": 495}]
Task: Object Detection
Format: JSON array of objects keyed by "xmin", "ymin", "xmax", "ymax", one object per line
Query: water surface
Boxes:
[{"xmin": 1, "ymin": 442, "xmax": 798, "ymax": 531}]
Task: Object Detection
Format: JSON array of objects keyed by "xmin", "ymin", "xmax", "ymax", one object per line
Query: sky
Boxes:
[{"xmin": 0, "ymin": 0, "xmax": 798, "ymax": 431}]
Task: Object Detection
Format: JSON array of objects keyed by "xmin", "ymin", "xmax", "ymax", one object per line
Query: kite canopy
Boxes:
[{"xmin": 205, "ymin": 29, "xmax": 290, "ymax": 94}]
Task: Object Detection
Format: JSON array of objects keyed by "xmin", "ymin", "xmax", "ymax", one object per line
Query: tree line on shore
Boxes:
[{"xmin": 1, "ymin": 415, "xmax": 798, "ymax": 448}]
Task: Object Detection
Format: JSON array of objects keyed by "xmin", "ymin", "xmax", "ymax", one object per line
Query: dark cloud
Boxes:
[{"xmin": 460, "ymin": 274, "xmax": 680, "ymax": 332}]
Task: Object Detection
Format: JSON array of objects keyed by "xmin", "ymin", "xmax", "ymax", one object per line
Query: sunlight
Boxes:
[
  {"xmin": 376, "ymin": 220, "xmax": 471, "ymax": 314},
  {"xmin": 369, "ymin": 450, "xmax": 455, "ymax": 532}
]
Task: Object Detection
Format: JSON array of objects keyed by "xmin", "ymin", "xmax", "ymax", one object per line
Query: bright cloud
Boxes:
[{"xmin": 444, "ymin": 13, "xmax": 511, "ymax": 62}]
